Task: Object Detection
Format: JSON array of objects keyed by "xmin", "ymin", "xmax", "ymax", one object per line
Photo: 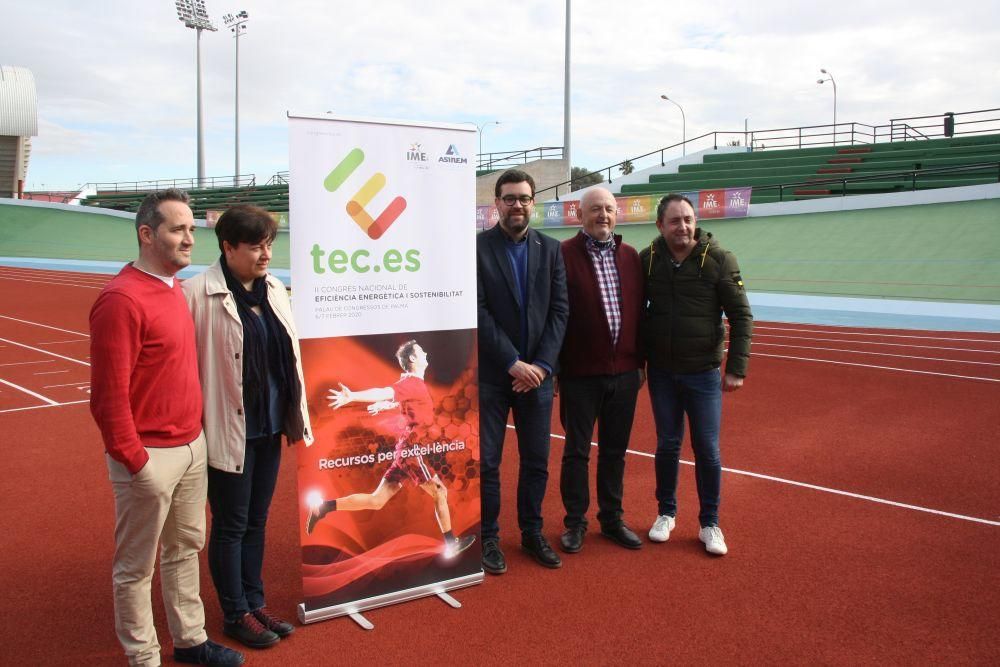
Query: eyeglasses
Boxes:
[{"xmin": 500, "ymin": 194, "xmax": 534, "ymax": 206}]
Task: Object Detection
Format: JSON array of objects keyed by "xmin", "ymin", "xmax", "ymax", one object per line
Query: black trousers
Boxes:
[{"xmin": 559, "ymin": 370, "xmax": 641, "ymax": 530}]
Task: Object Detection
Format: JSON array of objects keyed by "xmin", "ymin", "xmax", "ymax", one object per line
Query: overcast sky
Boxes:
[{"xmin": 5, "ymin": 0, "xmax": 999, "ymax": 190}]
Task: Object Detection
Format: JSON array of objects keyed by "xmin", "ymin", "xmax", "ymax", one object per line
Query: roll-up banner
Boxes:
[{"xmin": 288, "ymin": 113, "xmax": 483, "ymax": 625}]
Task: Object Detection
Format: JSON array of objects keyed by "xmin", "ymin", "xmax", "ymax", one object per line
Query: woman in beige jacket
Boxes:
[{"xmin": 183, "ymin": 205, "xmax": 312, "ymax": 650}]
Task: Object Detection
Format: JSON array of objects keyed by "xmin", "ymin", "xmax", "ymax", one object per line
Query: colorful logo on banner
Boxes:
[
  {"xmin": 439, "ymin": 144, "xmax": 468, "ymax": 165},
  {"xmin": 324, "ymin": 148, "xmax": 408, "ymax": 240}
]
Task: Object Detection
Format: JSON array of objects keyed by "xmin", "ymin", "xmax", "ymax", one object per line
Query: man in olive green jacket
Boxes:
[{"xmin": 640, "ymin": 194, "xmax": 752, "ymax": 556}]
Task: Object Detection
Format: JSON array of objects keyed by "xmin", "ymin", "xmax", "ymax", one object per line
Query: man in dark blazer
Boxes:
[
  {"xmin": 558, "ymin": 186, "xmax": 644, "ymax": 555},
  {"xmin": 477, "ymin": 169, "xmax": 569, "ymax": 574}
]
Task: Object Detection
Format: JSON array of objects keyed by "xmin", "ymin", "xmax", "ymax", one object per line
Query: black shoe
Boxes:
[
  {"xmin": 175, "ymin": 639, "xmax": 246, "ymax": 665},
  {"xmin": 223, "ymin": 612, "xmax": 280, "ymax": 649},
  {"xmin": 305, "ymin": 507, "xmax": 325, "ymax": 535},
  {"xmin": 482, "ymin": 538, "xmax": 507, "ymax": 575},
  {"xmin": 521, "ymin": 534, "xmax": 562, "ymax": 568},
  {"xmin": 560, "ymin": 526, "xmax": 585, "ymax": 554},
  {"xmin": 601, "ymin": 523, "xmax": 643, "ymax": 550},
  {"xmin": 252, "ymin": 606, "xmax": 294, "ymax": 638}
]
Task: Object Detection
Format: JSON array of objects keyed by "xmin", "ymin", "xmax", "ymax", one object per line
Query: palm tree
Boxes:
[{"xmin": 619, "ymin": 159, "xmax": 634, "ymax": 176}]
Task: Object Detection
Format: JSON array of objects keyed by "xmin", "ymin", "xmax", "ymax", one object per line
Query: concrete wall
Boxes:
[{"xmin": 476, "ymin": 158, "xmax": 569, "ymax": 205}]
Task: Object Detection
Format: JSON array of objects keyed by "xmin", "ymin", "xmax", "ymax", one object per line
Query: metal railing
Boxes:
[
  {"xmin": 87, "ymin": 173, "xmax": 256, "ymax": 194},
  {"xmin": 539, "ymin": 131, "xmax": 736, "ymax": 200},
  {"xmin": 477, "ymin": 146, "xmax": 564, "ymax": 171},
  {"xmin": 267, "ymin": 171, "xmax": 289, "ymax": 185},
  {"xmin": 536, "ymin": 107, "xmax": 1000, "ymax": 201}
]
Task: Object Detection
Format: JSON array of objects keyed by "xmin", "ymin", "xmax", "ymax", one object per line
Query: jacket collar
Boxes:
[{"xmin": 204, "ymin": 259, "xmax": 279, "ymax": 296}]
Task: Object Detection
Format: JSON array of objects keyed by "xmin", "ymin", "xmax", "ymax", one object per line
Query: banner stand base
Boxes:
[
  {"xmin": 436, "ymin": 591, "xmax": 461, "ymax": 608},
  {"xmin": 348, "ymin": 612, "xmax": 374, "ymax": 630},
  {"xmin": 298, "ymin": 571, "xmax": 484, "ymax": 626}
]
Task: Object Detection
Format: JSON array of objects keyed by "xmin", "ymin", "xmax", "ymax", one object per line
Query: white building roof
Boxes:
[{"xmin": 0, "ymin": 65, "xmax": 38, "ymax": 137}]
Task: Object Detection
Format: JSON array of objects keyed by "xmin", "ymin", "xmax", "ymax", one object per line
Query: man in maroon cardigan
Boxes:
[{"xmin": 557, "ymin": 186, "xmax": 645, "ymax": 554}]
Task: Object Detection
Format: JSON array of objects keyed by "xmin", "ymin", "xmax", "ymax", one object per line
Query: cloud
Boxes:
[{"xmin": 4, "ymin": 0, "xmax": 998, "ymax": 189}]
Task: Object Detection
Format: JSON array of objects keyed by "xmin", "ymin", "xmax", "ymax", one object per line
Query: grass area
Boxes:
[
  {"xmin": 0, "ymin": 204, "xmax": 290, "ymax": 269},
  {"xmin": 2, "ymin": 199, "xmax": 998, "ymax": 302},
  {"xmin": 539, "ymin": 199, "xmax": 1000, "ymax": 303}
]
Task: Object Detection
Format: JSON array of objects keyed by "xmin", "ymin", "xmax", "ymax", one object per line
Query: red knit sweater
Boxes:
[{"xmin": 89, "ymin": 264, "xmax": 203, "ymax": 474}]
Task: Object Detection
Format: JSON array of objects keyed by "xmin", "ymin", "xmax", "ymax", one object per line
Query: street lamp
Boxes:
[
  {"xmin": 223, "ymin": 10, "xmax": 249, "ymax": 186},
  {"xmin": 817, "ymin": 68, "xmax": 837, "ymax": 145},
  {"xmin": 660, "ymin": 94, "xmax": 686, "ymax": 155},
  {"xmin": 175, "ymin": 0, "xmax": 218, "ymax": 188},
  {"xmin": 475, "ymin": 121, "xmax": 500, "ymax": 167}
]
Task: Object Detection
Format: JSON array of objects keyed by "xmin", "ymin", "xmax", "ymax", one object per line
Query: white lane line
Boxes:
[
  {"xmin": 0, "ymin": 337, "xmax": 90, "ymax": 367},
  {"xmin": 757, "ymin": 352, "xmax": 1000, "ymax": 382},
  {"xmin": 0, "ymin": 315, "xmax": 89, "ymax": 337},
  {"xmin": 0, "ymin": 399, "xmax": 90, "ymax": 414},
  {"xmin": 42, "ymin": 381, "xmax": 90, "ymax": 389},
  {"xmin": 33, "ymin": 370, "xmax": 69, "ymax": 375},
  {"xmin": 756, "ymin": 333, "xmax": 1000, "ymax": 354},
  {"xmin": 507, "ymin": 425, "xmax": 999, "ymax": 527},
  {"xmin": 0, "ymin": 360, "xmax": 55, "ymax": 368},
  {"xmin": 754, "ymin": 325, "xmax": 1000, "ymax": 344},
  {"xmin": 0, "ymin": 378, "xmax": 59, "ymax": 405},
  {"xmin": 755, "ymin": 342, "xmax": 1000, "ymax": 366},
  {"xmin": 0, "ymin": 276, "xmax": 103, "ymax": 290},
  {"xmin": 0, "ymin": 267, "xmax": 109, "ymax": 284},
  {"xmin": 37, "ymin": 339, "xmax": 90, "ymax": 346}
]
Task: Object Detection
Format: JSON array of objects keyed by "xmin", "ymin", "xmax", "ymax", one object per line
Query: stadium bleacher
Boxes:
[
  {"xmin": 82, "ymin": 183, "xmax": 289, "ymax": 218},
  {"xmin": 618, "ymin": 133, "xmax": 1000, "ymax": 204}
]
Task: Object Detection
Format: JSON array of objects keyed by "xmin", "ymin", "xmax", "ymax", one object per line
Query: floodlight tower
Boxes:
[
  {"xmin": 175, "ymin": 0, "xmax": 218, "ymax": 188},
  {"xmin": 223, "ymin": 10, "xmax": 249, "ymax": 185}
]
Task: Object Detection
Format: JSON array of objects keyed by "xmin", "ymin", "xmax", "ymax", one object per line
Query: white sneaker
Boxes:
[
  {"xmin": 698, "ymin": 526, "xmax": 728, "ymax": 555},
  {"xmin": 648, "ymin": 515, "xmax": 676, "ymax": 542}
]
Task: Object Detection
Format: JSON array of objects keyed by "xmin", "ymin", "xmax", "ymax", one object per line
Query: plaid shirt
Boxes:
[{"xmin": 584, "ymin": 232, "xmax": 622, "ymax": 346}]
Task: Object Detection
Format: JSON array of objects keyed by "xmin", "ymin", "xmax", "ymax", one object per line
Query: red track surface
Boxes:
[{"xmin": 2, "ymin": 266, "xmax": 998, "ymax": 665}]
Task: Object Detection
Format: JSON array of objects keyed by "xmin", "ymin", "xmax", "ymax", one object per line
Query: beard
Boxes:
[{"xmin": 499, "ymin": 210, "xmax": 529, "ymax": 237}]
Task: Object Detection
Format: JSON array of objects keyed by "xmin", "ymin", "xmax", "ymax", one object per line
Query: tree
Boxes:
[
  {"xmin": 570, "ymin": 166, "xmax": 604, "ymax": 192},
  {"xmin": 619, "ymin": 159, "xmax": 634, "ymax": 175}
]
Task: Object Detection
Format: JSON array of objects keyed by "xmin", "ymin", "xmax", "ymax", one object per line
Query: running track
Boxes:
[{"xmin": 1, "ymin": 265, "xmax": 998, "ymax": 665}]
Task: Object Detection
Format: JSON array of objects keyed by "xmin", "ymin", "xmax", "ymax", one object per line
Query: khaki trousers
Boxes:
[{"xmin": 107, "ymin": 432, "xmax": 209, "ymax": 667}]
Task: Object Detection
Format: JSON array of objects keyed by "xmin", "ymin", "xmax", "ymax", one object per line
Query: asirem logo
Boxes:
[
  {"xmin": 439, "ymin": 144, "xmax": 467, "ymax": 164},
  {"xmin": 324, "ymin": 148, "xmax": 407, "ymax": 240}
]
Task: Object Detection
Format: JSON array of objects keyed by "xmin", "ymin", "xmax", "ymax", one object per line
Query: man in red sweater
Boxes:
[
  {"xmin": 90, "ymin": 189, "xmax": 243, "ymax": 667},
  {"xmin": 557, "ymin": 186, "xmax": 645, "ymax": 554}
]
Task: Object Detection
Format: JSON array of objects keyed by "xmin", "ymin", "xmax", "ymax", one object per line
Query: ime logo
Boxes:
[{"xmin": 324, "ymin": 148, "xmax": 407, "ymax": 240}]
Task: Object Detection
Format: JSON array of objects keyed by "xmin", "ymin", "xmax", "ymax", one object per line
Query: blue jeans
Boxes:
[
  {"xmin": 207, "ymin": 433, "xmax": 282, "ymax": 623},
  {"xmin": 479, "ymin": 378, "xmax": 554, "ymax": 541},
  {"xmin": 646, "ymin": 367, "xmax": 722, "ymax": 527}
]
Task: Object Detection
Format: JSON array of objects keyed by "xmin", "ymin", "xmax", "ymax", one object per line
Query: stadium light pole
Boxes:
[
  {"xmin": 224, "ymin": 10, "xmax": 249, "ymax": 186},
  {"xmin": 563, "ymin": 0, "xmax": 571, "ymax": 172},
  {"xmin": 817, "ymin": 68, "xmax": 837, "ymax": 145},
  {"xmin": 660, "ymin": 94, "xmax": 686, "ymax": 156},
  {"xmin": 176, "ymin": 0, "xmax": 218, "ymax": 188}
]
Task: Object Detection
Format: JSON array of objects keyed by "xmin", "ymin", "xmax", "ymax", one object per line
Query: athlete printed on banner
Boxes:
[{"xmin": 305, "ymin": 339, "xmax": 476, "ymax": 560}]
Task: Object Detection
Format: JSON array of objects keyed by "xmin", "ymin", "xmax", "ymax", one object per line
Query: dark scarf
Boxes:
[{"xmin": 219, "ymin": 255, "xmax": 298, "ymax": 434}]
